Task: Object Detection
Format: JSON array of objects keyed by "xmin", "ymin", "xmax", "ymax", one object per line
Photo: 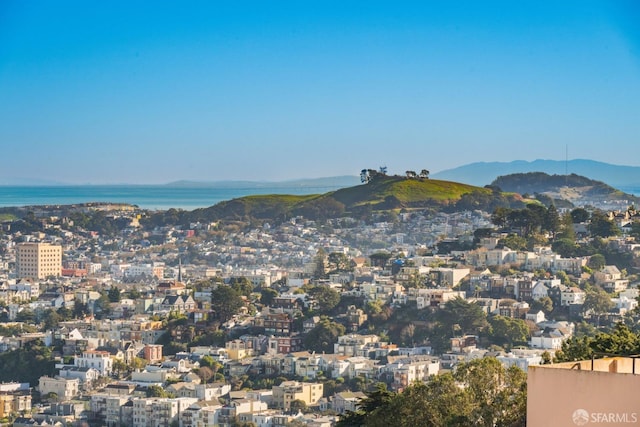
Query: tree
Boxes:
[
  {"xmin": 590, "ymin": 323, "xmax": 640, "ymax": 356},
  {"xmin": 42, "ymin": 309, "xmax": 61, "ymax": 331},
  {"xmin": 437, "ymin": 298, "xmax": 488, "ymax": 335},
  {"xmin": 128, "ymin": 287, "xmax": 142, "ymax": 299},
  {"xmin": 543, "ymin": 204, "xmax": 561, "ymax": 238},
  {"xmin": 147, "ymin": 385, "xmax": 172, "ymax": 398},
  {"xmin": 555, "ymin": 336, "xmax": 594, "ymax": 362},
  {"xmin": 530, "ymin": 296, "xmax": 553, "ymax": 314},
  {"xmin": 73, "ymin": 300, "xmax": 90, "ymax": 319},
  {"xmin": 229, "ymin": 277, "xmax": 254, "ymax": 297},
  {"xmin": 338, "ymin": 358, "xmax": 526, "ymax": 427},
  {"xmin": 491, "ymin": 207, "xmax": 510, "ymax": 229},
  {"xmin": 557, "ymin": 212, "xmax": 576, "ymax": 241},
  {"xmin": 108, "ymin": 286, "xmax": 121, "ymax": 303},
  {"xmin": 455, "ymin": 357, "xmax": 527, "ymax": 427},
  {"xmin": 289, "ymin": 399, "xmax": 307, "ymax": 413},
  {"xmin": 328, "ymin": 252, "xmax": 352, "ymax": 272},
  {"xmin": 337, "ymin": 383, "xmax": 394, "ymax": 427},
  {"xmin": 0, "ymin": 339, "xmax": 56, "ymax": 386},
  {"xmin": 551, "ymin": 238, "xmax": 577, "ymax": 257},
  {"xmin": 583, "ymin": 288, "xmax": 614, "ymax": 326},
  {"xmin": 94, "ymin": 293, "xmax": 112, "ymax": 319},
  {"xmin": 112, "ymin": 359, "xmax": 128, "ymax": 378},
  {"xmin": 260, "ymin": 288, "xmax": 278, "ymax": 306},
  {"xmin": 587, "ymin": 254, "xmax": 606, "ymax": 271},
  {"xmin": 571, "ymin": 208, "xmax": 590, "ymax": 223},
  {"xmin": 369, "ymin": 252, "xmax": 392, "ymax": 268},
  {"xmin": 499, "ymin": 234, "xmax": 527, "ymax": 251},
  {"xmin": 313, "ymin": 248, "xmax": 327, "ymax": 279},
  {"xmin": 589, "ymin": 211, "xmax": 620, "ymax": 238},
  {"xmin": 488, "ymin": 316, "xmax": 529, "ymax": 350},
  {"xmin": 555, "ymin": 323, "xmax": 640, "ymax": 362},
  {"xmin": 211, "ymin": 285, "xmax": 244, "ymax": 321},
  {"xmin": 307, "ymin": 285, "xmax": 340, "ymax": 314},
  {"xmin": 198, "ymin": 366, "xmax": 214, "ymax": 384},
  {"xmin": 303, "ymin": 317, "xmax": 345, "ymax": 353}
]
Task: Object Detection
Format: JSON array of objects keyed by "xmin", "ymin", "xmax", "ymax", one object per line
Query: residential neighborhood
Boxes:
[{"xmin": 0, "ymin": 200, "xmax": 639, "ymax": 426}]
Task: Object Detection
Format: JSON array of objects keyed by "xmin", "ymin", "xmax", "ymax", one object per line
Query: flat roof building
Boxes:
[{"xmin": 16, "ymin": 242, "xmax": 62, "ymax": 279}]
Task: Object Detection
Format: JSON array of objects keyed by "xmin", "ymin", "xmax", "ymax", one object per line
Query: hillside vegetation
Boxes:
[
  {"xmin": 144, "ymin": 175, "xmax": 526, "ymax": 227},
  {"xmin": 491, "ymin": 172, "xmax": 638, "ymax": 205},
  {"xmin": 329, "ymin": 176, "xmax": 485, "ymax": 207}
]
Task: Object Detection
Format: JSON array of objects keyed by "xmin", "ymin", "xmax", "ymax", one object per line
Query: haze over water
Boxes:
[{"xmin": 0, "ymin": 185, "xmax": 347, "ymax": 211}]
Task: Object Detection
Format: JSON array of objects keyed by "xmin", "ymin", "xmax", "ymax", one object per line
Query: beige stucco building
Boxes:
[
  {"xmin": 528, "ymin": 357, "xmax": 640, "ymax": 426},
  {"xmin": 16, "ymin": 242, "xmax": 62, "ymax": 279},
  {"xmin": 272, "ymin": 381, "xmax": 323, "ymax": 411}
]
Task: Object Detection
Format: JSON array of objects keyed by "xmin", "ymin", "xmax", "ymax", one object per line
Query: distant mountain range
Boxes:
[
  {"xmin": 431, "ymin": 159, "xmax": 640, "ymax": 190},
  {"xmin": 4, "ymin": 160, "xmax": 640, "ymax": 191}
]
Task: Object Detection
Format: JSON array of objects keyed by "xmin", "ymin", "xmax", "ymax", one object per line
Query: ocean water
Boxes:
[
  {"xmin": 1, "ymin": 184, "xmax": 639, "ymax": 212},
  {"xmin": 0, "ymin": 185, "xmax": 344, "ymax": 211}
]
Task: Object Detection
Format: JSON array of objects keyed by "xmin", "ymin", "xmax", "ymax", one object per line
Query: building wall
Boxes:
[
  {"xmin": 528, "ymin": 358, "xmax": 640, "ymax": 427},
  {"xmin": 38, "ymin": 377, "xmax": 79, "ymax": 401}
]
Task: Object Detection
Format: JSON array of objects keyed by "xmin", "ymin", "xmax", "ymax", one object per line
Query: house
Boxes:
[
  {"xmin": 272, "ymin": 381, "xmax": 324, "ymax": 411},
  {"xmin": 303, "ymin": 316, "xmax": 321, "ymax": 334},
  {"xmin": 526, "ymin": 310, "xmax": 546, "ymax": 324},
  {"xmin": 328, "ymin": 391, "xmax": 366, "ymax": 414},
  {"xmin": 58, "ymin": 366, "xmax": 100, "ymax": 389},
  {"xmin": 334, "ymin": 334, "xmax": 380, "ymax": 357},
  {"xmin": 531, "ymin": 282, "xmax": 550, "ymax": 301},
  {"xmin": 267, "ymin": 335, "xmax": 304, "ymax": 355},
  {"xmin": 166, "ymin": 382, "xmax": 231, "ymax": 401},
  {"xmin": 594, "ymin": 265, "xmax": 629, "ymax": 293},
  {"xmin": 0, "ymin": 383, "xmax": 31, "ymax": 419},
  {"xmin": 74, "ymin": 350, "xmax": 113, "ymax": 376},
  {"xmin": 159, "ymin": 294, "xmax": 196, "ymax": 313},
  {"xmin": 39, "ymin": 377, "xmax": 79, "ymax": 401},
  {"xmin": 560, "ymin": 287, "xmax": 585, "ymax": 307},
  {"xmin": 530, "ymin": 322, "xmax": 574, "ymax": 350}
]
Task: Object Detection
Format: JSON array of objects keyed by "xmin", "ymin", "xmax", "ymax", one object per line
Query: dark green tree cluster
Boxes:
[
  {"xmin": 303, "ymin": 317, "xmax": 345, "ymax": 353},
  {"xmin": 447, "ymin": 190, "xmax": 524, "ymax": 214},
  {"xmin": 429, "ymin": 298, "xmax": 488, "ymax": 354},
  {"xmin": 588, "ymin": 211, "xmax": 621, "ymax": 238},
  {"xmin": 0, "ymin": 339, "xmax": 56, "ymax": 387},
  {"xmin": 291, "ymin": 198, "xmax": 346, "ymax": 221},
  {"xmin": 305, "ymin": 285, "xmax": 341, "ymax": 314},
  {"xmin": 337, "ymin": 357, "xmax": 526, "ymax": 427},
  {"xmin": 69, "ymin": 211, "xmax": 131, "ymax": 237},
  {"xmin": 554, "ymin": 323, "xmax": 640, "ymax": 362},
  {"xmin": 211, "ymin": 285, "xmax": 245, "ymax": 321},
  {"xmin": 327, "ymin": 252, "xmax": 353, "ymax": 273},
  {"xmin": 487, "ymin": 315, "xmax": 529, "ymax": 350},
  {"xmin": 229, "ymin": 277, "xmax": 254, "ymax": 297},
  {"xmin": 491, "ymin": 203, "xmax": 560, "ymax": 238}
]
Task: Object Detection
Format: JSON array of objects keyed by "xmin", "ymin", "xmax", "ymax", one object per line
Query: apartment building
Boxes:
[
  {"xmin": 272, "ymin": 381, "xmax": 323, "ymax": 411},
  {"xmin": 16, "ymin": 242, "xmax": 62, "ymax": 279},
  {"xmin": 38, "ymin": 377, "xmax": 79, "ymax": 402}
]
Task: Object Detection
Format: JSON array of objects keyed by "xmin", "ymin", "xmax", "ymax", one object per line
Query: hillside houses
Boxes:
[{"xmin": 3, "ymin": 202, "xmax": 640, "ymax": 425}]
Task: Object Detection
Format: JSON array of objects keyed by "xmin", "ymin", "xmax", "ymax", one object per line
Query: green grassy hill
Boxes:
[
  {"xmin": 141, "ymin": 175, "xmax": 528, "ymax": 229},
  {"xmin": 175, "ymin": 175, "xmax": 500, "ymax": 225},
  {"xmin": 328, "ymin": 176, "xmax": 486, "ymax": 207}
]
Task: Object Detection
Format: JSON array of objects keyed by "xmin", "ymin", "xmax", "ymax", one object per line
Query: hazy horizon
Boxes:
[{"xmin": 2, "ymin": 1, "xmax": 639, "ymax": 184}]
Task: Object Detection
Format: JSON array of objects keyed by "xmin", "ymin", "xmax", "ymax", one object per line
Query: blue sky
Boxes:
[{"xmin": 1, "ymin": 1, "xmax": 639, "ymax": 184}]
